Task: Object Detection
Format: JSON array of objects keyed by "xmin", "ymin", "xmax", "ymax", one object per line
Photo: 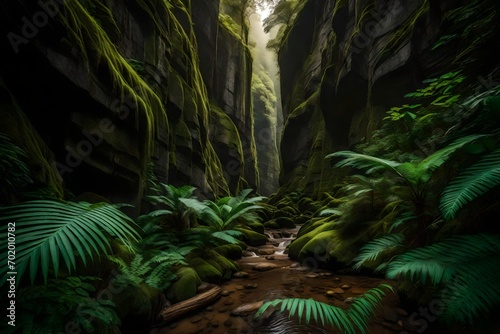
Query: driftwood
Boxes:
[{"xmin": 153, "ymin": 283, "xmax": 221, "ymax": 326}]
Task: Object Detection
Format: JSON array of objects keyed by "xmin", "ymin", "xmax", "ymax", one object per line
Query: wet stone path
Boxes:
[{"xmin": 150, "ymin": 227, "xmax": 413, "ymax": 334}]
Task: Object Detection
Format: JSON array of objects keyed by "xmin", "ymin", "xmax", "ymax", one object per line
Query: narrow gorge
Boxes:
[{"xmin": 1, "ymin": 0, "xmax": 499, "ymax": 333}]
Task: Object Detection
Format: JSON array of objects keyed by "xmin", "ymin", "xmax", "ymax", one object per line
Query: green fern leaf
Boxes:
[
  {"xmin": 352, "ymin": 234, "xmax": 405, "ymax": 270},
  {"xmin": 440, "ymin": 148, "xmax": 500, "ymax": 220},
  {"xmin": 0, "ymin": 200, "xmax": 140, "ymax": 285}
]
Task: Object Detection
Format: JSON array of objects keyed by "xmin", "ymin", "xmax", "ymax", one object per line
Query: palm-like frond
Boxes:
[
  {"xmin": 383, "ymin": 234, "xmax": 500, "ymax": 324},
  {"xmin": 385, "ymin": 233, "xmax": 500, "ymax": 285},
  {"xmin": 0, "ymin": 200, "xmax": 141, "ymax": 284},
  {"xmin": 352, "ymin": 234, "xmax": 405, "ymax": 271},
  {"xmin": 440, "ymin": 148, "xmax": 500, "ymax": 220},
  {"xmin": 0, "ymin": 132, "xmax": 32, "ymax": 196},
  {"xmin": 327, "ymin": 151, "xmax": 402, "ymax": 176},
  {"xmin": 254, "ymin": 284, "xmax": 394, "ymax": 334}
]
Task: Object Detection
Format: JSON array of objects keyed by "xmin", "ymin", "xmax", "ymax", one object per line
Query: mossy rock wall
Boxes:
[
  {"xmin": 0, "ymin": 0, "xmax": 260, "ymax": 206},
  {"xmin": 277, "ymin": 0, "xmax": 468, "ymax": 196}
]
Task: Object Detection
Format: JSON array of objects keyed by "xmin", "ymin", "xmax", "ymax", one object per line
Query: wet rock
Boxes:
[
  {"xmin": 233, "ymin": 271, "xmax": 249, "ymax": 278},
  {"xmin": 322, "ymin": 272, "xmax": 334, "ymax": 277},
  {"xmin": 235, "ymin": 285, "xmax": 245, "ymax": 290},
  {"xmin": 333, "ymin": 288, "xmax": 345, "ymax": 294},
  {"xmin": 265, "ymin": 255, "xmax": 275, "ymax": 260},
  {"xmin": 290, "ymin": 262, "xmax": 301, "ymax": 268},
  {"xmin": 252, "ymin": 263, "xmax": 278, "ymax": 271},
  {"xmin": 282, "ymin": 231, "xmax": 292, "ymax": 238},
  {"xmin": 326, "ymin": 290, "xmax": 335, "ymax": 297},
  {"xmin": 242, "ymin": 251, "xmax": 256, "ymax": 257},
  {"xmin": 340, "ymin": 284, "xmax": 351, "ymax": 290},
  {"xmin": 206, "ymin": 306, "xmax": 214, "ymax": 311},
  {"xmin": 344, "ymin": 297, "xmax": 356, "ymax": 304},
  {"xmin": 305, "ymin": 273, "xmax": 320, "ymax": 278},
  {"xmin": 246, "ymin": 247, "xmax": 260, "ymax": 253},
  {"xmin": 221, "ymin": 290, "xmax": 230, "ymax": 296},
  {"xmin": 334, "ymin": 277, "xmax": 341, "ymax": 282},
  {"xmin": 259, "ymin": 249, "xmax": 275, "ymax": 255},
  {"xmin": 245, "ymin": 283, "xmax": 258, "ymax": 289},
  {"xmin": 231, "ymin": 301, "xmax": 264, "ymax": 316}
]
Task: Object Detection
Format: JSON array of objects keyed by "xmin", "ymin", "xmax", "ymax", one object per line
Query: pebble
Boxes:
[
  {"xmin": 259, "ymin": 249, "xmax": 275, "ymax": 255},
  {"xmin": 305, "ymin": 273, "xmax": 320, "ymax": 278},
  {"xmin": 340, "ymin": 284, "xmax": 351, "ymax": 290},
  {"xmin": 190, "ymin": 316, "xmax": 203, "ymax": 323},
  {"xmin": 221, "ymin": 290, "xmax": 230, "ymax": 296},
  {"xmin": 289, "ymin": 262, "xmax": 301, "ymax": 268},
  {"xmin": 245, "ymin": 283, "xmax": 258, "ymax": 289},
  {"xmin": 333, "ymin": 288, "xmax": 345, "ymax": 294},
  {"xmin": 252, "ymin": 263, "xmax": 278, "ymax": 271},
  {"xmin": 265, "ymin": 255, "xmax": 275, "ymax": 260},
  {"xmin": 334, "ymin": 277, "xmax": 341, "ymax": 282},
  {"xmin": 326, "ymin": 290, "xmax": 335, "ymax": 297},
  {"xmin": 233, "ymin": 271, "xmax": 249, "ymax": 278},
  {"xmin": 344, "ymin": 297, "xmax": 356, "ymax": 304}
]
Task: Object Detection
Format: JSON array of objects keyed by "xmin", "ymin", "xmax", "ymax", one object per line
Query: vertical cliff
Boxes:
[
  {"xmin": 0, "ymin": 0, "xmax": 260, "ymax": 207},
  {"xmin": 277, "ymin": 0, "xmax": 498, "ymax": 196}
]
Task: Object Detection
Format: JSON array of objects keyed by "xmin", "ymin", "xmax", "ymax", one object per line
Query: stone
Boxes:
[
  {"xmin": 344, "ymin": 297, "xmax": 356, "ymax": 304},
  {"xmin": 244, "ymin": 283, "xmax": 258, "ymax": 289},
  {"xmin": 334, "ymin": 277, "xmax": 341, "ymax": 282},
  {"xmin": 305, "ymin": 273, "xmax": 320, "ymax": 278},
  {"xmin": 290, "ymin": 262, "xmax": 301, "ymax": 268},
  {"xmin": 252, "ymin": 263, "xmax": 278, "ymax": 271},
  {"xmin": 231, "ymin": 301, "xmax": 264, "ymax": 316},
  {"xmin": 233, "ymin": 271, "xmax": 249, "ymax": 278},
  {"xmin": 190, "ymin": 316, "xmax": 203, "ymax": 323},
  {"xmin": 333, "ymin": 288, "xmax": 345, "ymax": 294},
  {"xmin": 259, "ymin": 249, "xmax": 275, "ymax": 255},
  {"xmin": 265, "ymin": 255, "xmax": 275, "ymax": 260},
  {"xmin": 340, "ymin": 284, "xmax": 351, "ymax": 290},
  {"xmin": 326, "ymin": 290, "xmax": 335, "ymax": 297},
  {"xmin": 221, "ymin": 290, "xmax": 230, "ymax": 296}
]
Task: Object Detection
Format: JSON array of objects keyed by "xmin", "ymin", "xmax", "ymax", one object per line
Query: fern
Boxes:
[
  {"xmin": 0, "ymin": 200, "xmax": 141, "ymax": 284},
  {"xmin": 0, "ymin": 276, "xmax": 119, "ymax": 334},
  {"xmin": 352, "ymin": 234, "xmax": 405, "ymax": 271},
  {"xmin": 383, "ymin": 234, "xmax": 500, "ymax": 323},
  {"xmin": 0, "ymin": 132, "xmax": 32, "ymax": 198},
  {"xmin": 254, "ymin": 284, "xmax": 395, "ymax": 334},
  {"xmin": 109, "ymin": 250, "xmax": 187, "ymax": 290},
  {"xmin": 440, "ymin": 148, "xmax": 500, "ymax": 220}
]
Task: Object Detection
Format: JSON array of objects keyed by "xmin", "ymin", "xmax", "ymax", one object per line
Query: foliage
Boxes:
[
  {"xmin": 254, "ymin": 284, "xmax": 395, "ymax": 334},
  {"xmin": 1, "ymin": 276, "xmax": 119, "ymax": 334},
  {"xmin": 108, "ymin": 251, "xmax": 187, "ymax": 290},
  {"xmin": 0, "ymin": 200, "xmax": 141, "ymax": 285},
  {"xmin": 352, "ymin": 234, "xmax": 405, "ymax": 271},
  {"xmin": 0, "ymin": 132, "xmax": 32, "ymax": 199},
  {"xmin": 144, "ymin": 183, "xmax": 197, "ymax": 230},
  {"xmin": 440, "ymin": 148, "xmax": 500, "ymax": 220}
]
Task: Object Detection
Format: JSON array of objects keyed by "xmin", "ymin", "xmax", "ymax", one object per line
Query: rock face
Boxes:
[
  {"xmin": 277, "ymin": 0, "xmax": 465, "ymax": 195},
  {"xmin": 0, "ymin": 0, "xmax": 260, "ymax": 207}
]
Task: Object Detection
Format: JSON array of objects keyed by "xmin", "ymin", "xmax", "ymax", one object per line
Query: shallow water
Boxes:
[{"xmin": 150, "ymin": 228, "xmax": 403, "ymax": 334}]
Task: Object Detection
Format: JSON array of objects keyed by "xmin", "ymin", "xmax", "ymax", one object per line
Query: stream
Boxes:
[{"xmin": 150, "ymin": 227, "xmax": 409, "ymax": 334}]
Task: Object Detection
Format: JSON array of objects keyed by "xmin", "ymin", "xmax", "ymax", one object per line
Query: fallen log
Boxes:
[{"xmin": 153, "ymin": 283, "xmax": 221, "ymax": 326}]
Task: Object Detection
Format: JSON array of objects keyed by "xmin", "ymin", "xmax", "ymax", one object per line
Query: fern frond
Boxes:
[
  {"xmin": 385, "ymin": 234, "xmax": 500, "ymax": 285},
  {"xmin": 0, "ymin": 200, "xmax": 141, "ymax": 285},
  {"xmin": 440, "ymin": 148, "xmax": 500, "ymax": 220},
  {"xmin": 327, "ymin": 151, "xmax": 402, "ymax": 177},
  {"xmin": 254, "ymin": 285, "xmax": 394, "ymax": 334},
  {"xmin": 352, "ymin": 234, "xmax": 405, "ymax": 271}
]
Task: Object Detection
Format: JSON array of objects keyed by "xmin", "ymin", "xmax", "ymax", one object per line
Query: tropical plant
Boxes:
[
  {"xmin": 180, "ymin": 188, "xmax": 265, "ymax": 245},
  {"xmin": 109, "ymin": 250, "xmax": 189, "ymax": 290},
  {"xmin": 440, "ymin": 148, "xmax": 500, "ymax": 220},
  {"xmin": 1, "ymin": 276, "xmax": 120, "ymax": 334},
  {"xmin": 355, "ymin": 233, "xmax": 500, "ymax": 325},
  {"xmin": 254, "ymin": 284, "xmax": 395, "ymax": 334},
  {"xmin": 0, "ymin": 132, "xmax": 32, "ymax": 202},
  {"xmin": 0, "ymin": 199, "xmax": 141, "ymax": 285},
  {"xmin": 144, "ymin": 183, "xmax": 198, "ymax": 230}
]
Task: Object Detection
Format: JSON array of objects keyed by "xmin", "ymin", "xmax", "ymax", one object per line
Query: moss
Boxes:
[
  {"xmin": 206, "ymin": 250, "xmax": 239, "ymax": 280},
  {"xmin": 189, "ymin": 258, "xmax": 223, "ymax": 284},
  {"xmin": 288, "ymin": 221, "xmax": 336, "ymax": 259},
  {"xmin": 235, "ymin": 227, "xmax": 268, "ymax": 247},
  {"xmin": 298, "ymin": 230, "xmax": 338, "ymax": 262},
  {"xmin": 213, "ymin": 244, "xmax": 243, "ymax": 260},
  {"xmin": 245, "ymin": 222, "xmax": 265, "ymax": 235},
  {"xmin": 264, "ymin": 221, "xmax": 280, "ymax": 229},
  {"xmin": 275, "ymin": 217, "xmax": 296, "ymax": 228},
  {"xmin": 166, "ymin": 267, "xmax": 201, "ymax": 303}
]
